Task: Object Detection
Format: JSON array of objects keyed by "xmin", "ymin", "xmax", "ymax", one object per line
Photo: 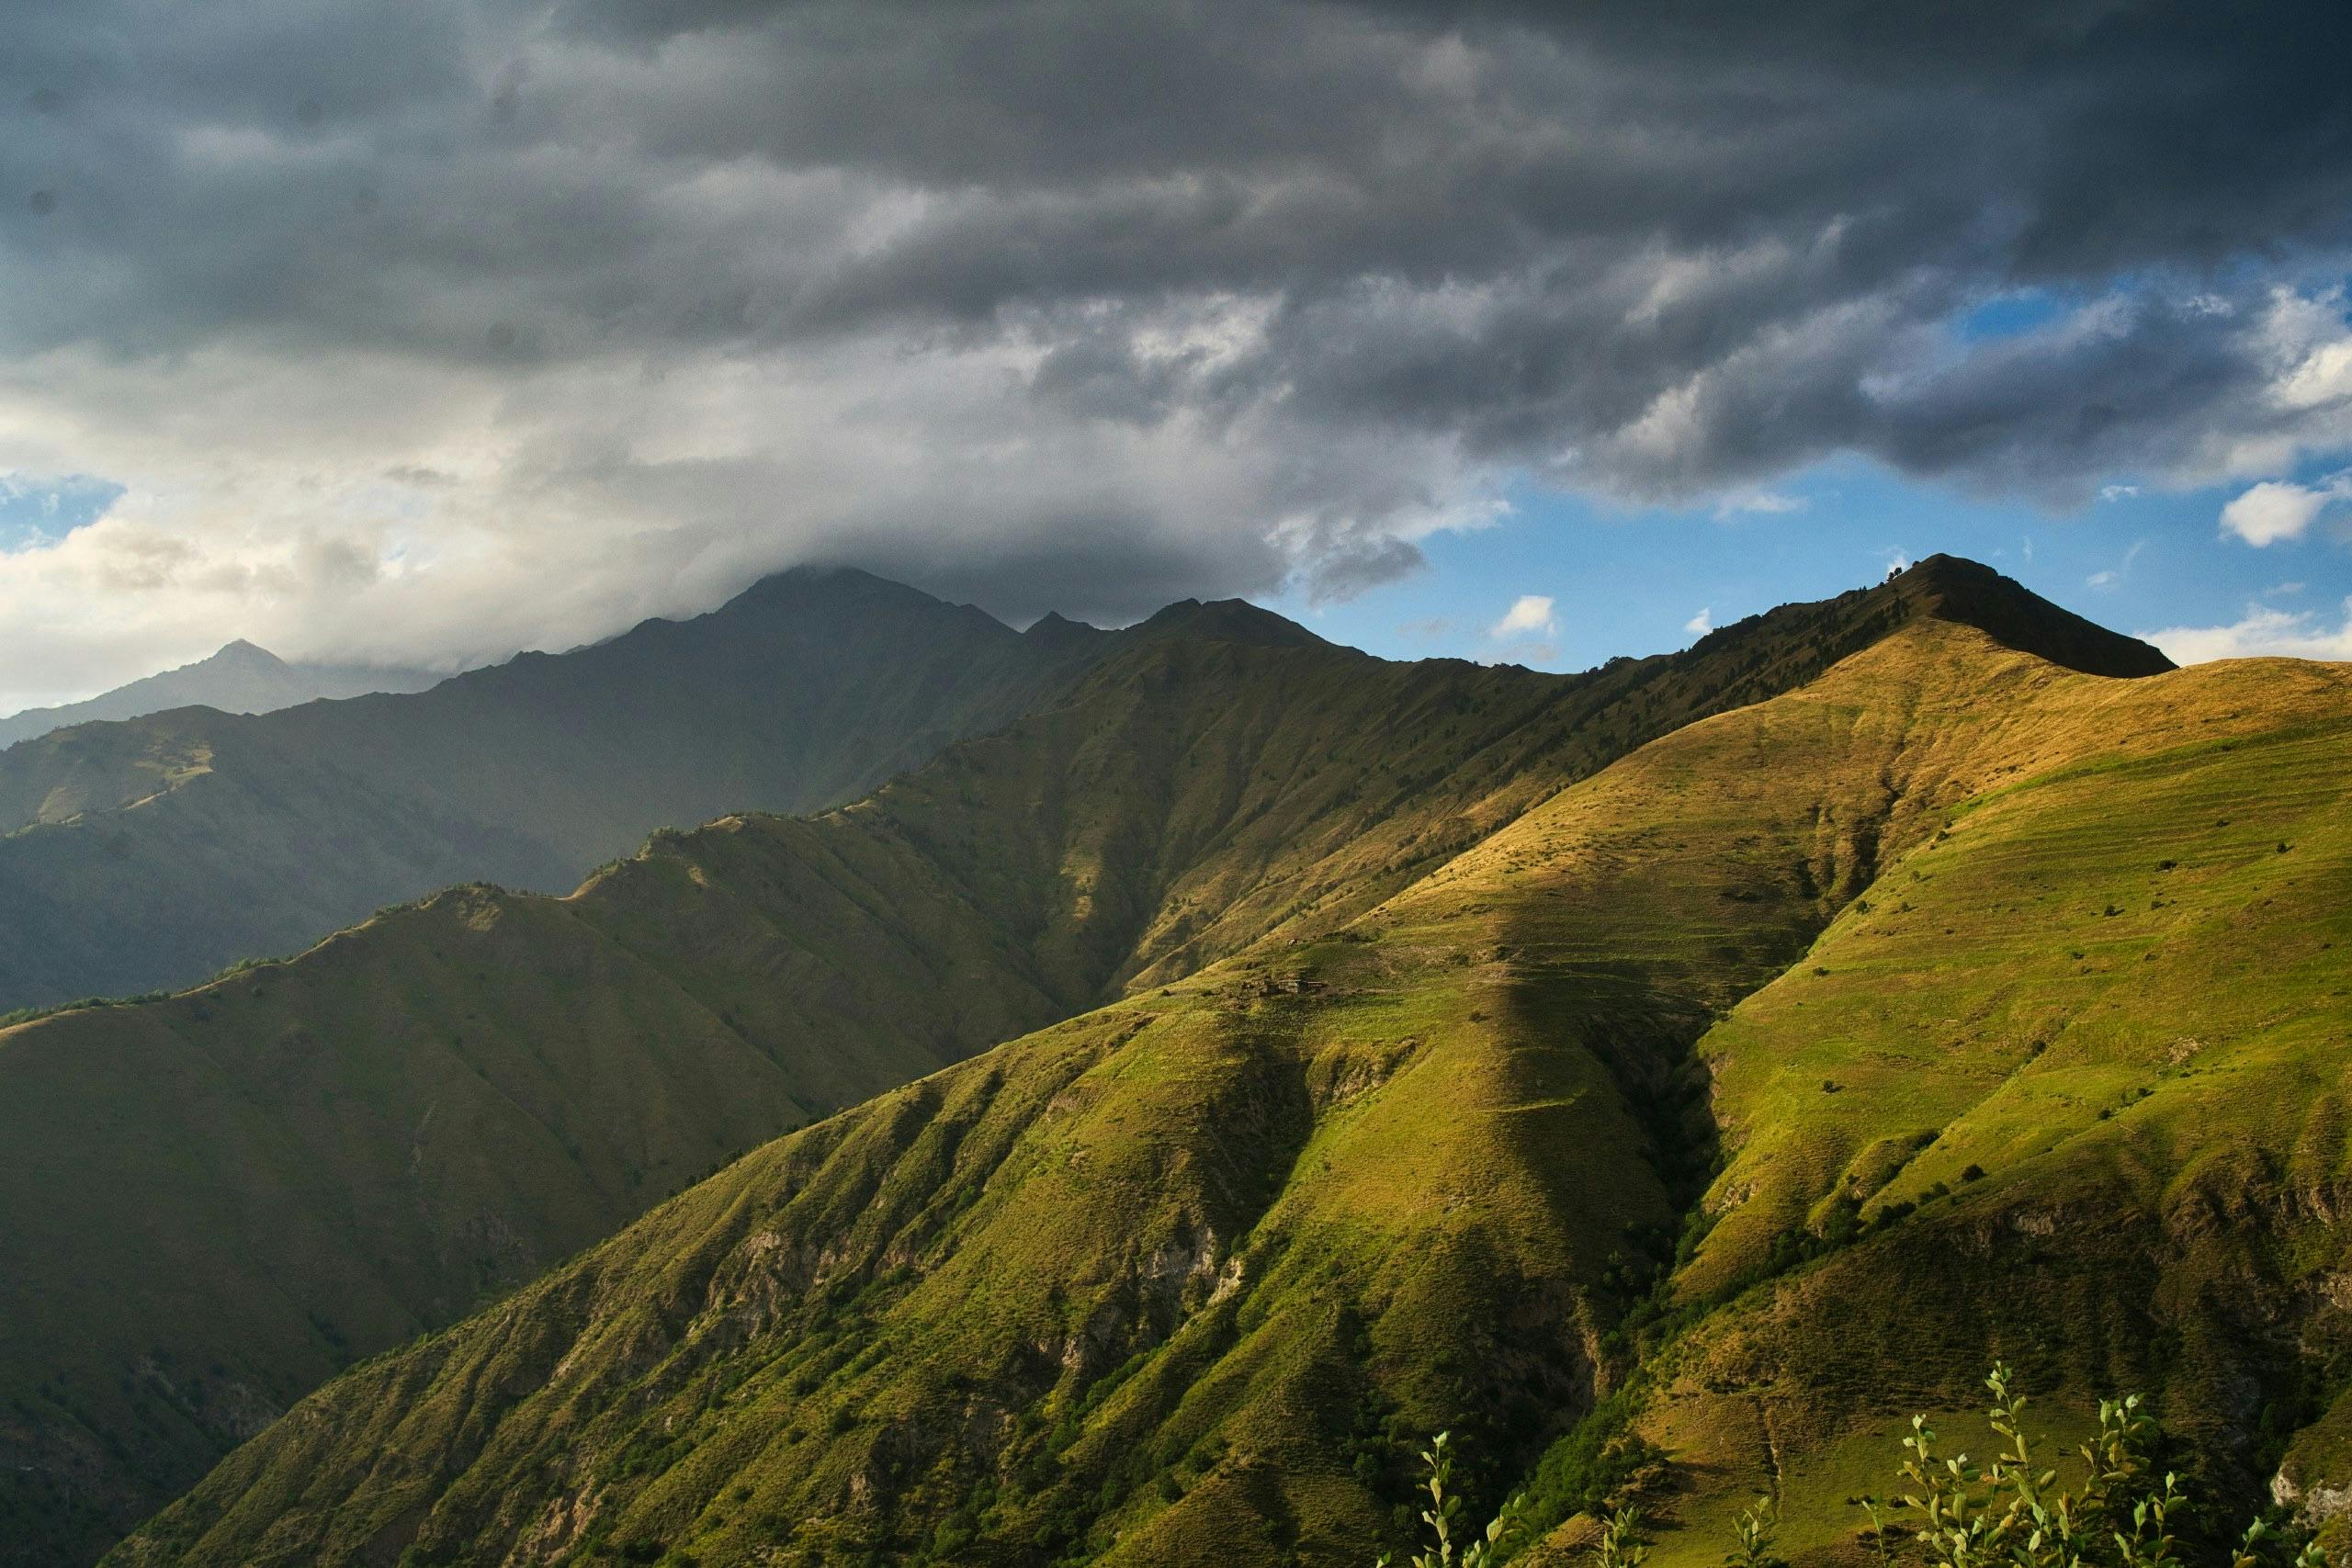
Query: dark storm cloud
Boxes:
[
  {"xmin": 11, "ymin": 0, "xmax": 2346, "ymax": 389},
  {"xmin": 0, "ymin": 0, "xmax": 2347, "ymax": 675}
]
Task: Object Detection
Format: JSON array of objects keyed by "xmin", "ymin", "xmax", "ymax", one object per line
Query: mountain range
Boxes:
[
  {"xmin": 0, "ymin": 641, "xmax": 441, "ymax": 752},
  {"xmin": 10, "ymin": 557, "xmax": 2348, "ymax": 1568},
  {"xmin": 0, "ymin": 570, "xmax": 1124, "ymax": 1013}
]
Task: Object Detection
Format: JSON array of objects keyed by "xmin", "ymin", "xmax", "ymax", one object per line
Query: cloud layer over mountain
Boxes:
[{"xmin": 2, "ymin": 0, "xmax": 2347, "ymax": 697}]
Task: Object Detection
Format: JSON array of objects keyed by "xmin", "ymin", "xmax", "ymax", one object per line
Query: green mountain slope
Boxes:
[
  {"xmin": 0, "ymin": 640, "xmax": 443, "ymax": 752},
  {"xmin": 1563, "ymin": 650, "xmax": 2352, "ymax": 1568},
  {"xmin": 0, "ymin": 569, "xmax": 1112, "ymax": 1012},
  {"xmin": 823, "ymin": 557, "xmax": 2170, "ymax": 1009},
  {"xmin": 104, "ymin": 594, "xmax": 2314, "ymax": 1568},
  {"xmin": 4, "ymin": 560, "xmax": 2070, "ymax": 1566}
]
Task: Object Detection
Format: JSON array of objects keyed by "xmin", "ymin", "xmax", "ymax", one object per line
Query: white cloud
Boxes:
[
  {"xmin": 1490, "ymin": 594, "xmax": 1556, "ymax": 638},
  {"xmin": 2086, "ymin": 538, "xmax": 2145, "ymax": 591},
  {"xmin": 1711, "ymin": 489, "xmax": 1807, "ymax": 520},
  {"xmin": 2098, "ymin": 484, "xmax": 2139, "ymax": 502},
  {"xmin": 2218, "ymin": 472, "xmax": 2352, "ymax": 547},
  {"xmin": 1684, "ymin": 606, "xmax": 1713, "ymax": 636},
  {"xmin": 2142, "ymin": 598, "xmax": 2352, "ymax": 663},
  {"xmin": 0, "ymin": 333, "xmax": 1501, "ymax": 709}
]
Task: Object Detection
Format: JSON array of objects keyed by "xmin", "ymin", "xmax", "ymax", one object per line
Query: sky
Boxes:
[{"xmin": 3, "ymin": 0, "xmax": 2350, "ymax": 710}]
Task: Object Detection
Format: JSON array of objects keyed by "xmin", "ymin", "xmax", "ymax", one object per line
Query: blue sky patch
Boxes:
[
  {"xmin": 0, "ymin": 473, "xmax": 125, "ymax": 552},
  {"xmin": 1953, "ymin": 288, "xmax": 2071, "ymax": 342},
  {"xmin": 1271, "ymin": 458, "xmax": 2352, "ymax": 672}
]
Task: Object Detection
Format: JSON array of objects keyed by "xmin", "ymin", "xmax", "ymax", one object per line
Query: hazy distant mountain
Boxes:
[
  {"xmin": 0, "ymin": 569, "xmax": 1127, "ymax": 1013},
  {"xmin": 0, "ymin": 640, "xmax": 443, "ymax": 751}
]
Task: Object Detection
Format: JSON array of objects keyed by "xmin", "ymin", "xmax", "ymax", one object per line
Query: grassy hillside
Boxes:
[
  {"xmin": 105, "ymin": 605, "xmax": 2323, "ymax": 1568},
  {"xmin": 0, "ymin": 556, "xmax": 2166, "ymax": 1021},
  {"xmin": 0, "ymin": 569, "xmax": 1112, "ymax": 1012},
  {"xmin": 816, "ymin": 557, "xmax": 2171, "ymax": 1009},
  {"xmin": 1555, "ymin": 652, "xmax": 2352, "ymax": 1568},
  {"xmin": 5, "ymin": 561, "xmax": 2074, "ymax": 1566}
]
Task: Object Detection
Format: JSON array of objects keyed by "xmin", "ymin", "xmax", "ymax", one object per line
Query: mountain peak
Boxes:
[
  {"xmin": 209, "ymin": 638, "xmax": 287, "ymax": 668},
  {"xmin": 1885, "ymin": 554, "xmax": 2174, "ymax": 677},
  {"xmin": 1128, "ymin": 596, "xmax": 1327, "ymax": 650},
  {"xmin": 726, "ymin": 563, "xmax": 945, "ymax": 610},
  {"xmin": 1022, "ymin": 610, "xmax": 1108, "ymax": 649},
  {"xmin": 711, "ymin": 566, "xmax": 1019, "ymax": 647}
]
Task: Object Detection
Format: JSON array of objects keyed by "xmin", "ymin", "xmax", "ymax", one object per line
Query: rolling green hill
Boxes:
[
  {"xmin": 2, "ymin": 559, "xmax": 2091, "ymax": 1566},
  {"xmin": 0, "ymin": 569, "xmax": 1115, "ymax": 1013},
  {"xmin": 95, "ymin": 564, "xmax": 2334, "ymax": 1568},
  {"xmin": 1557, "ymin": 647, "xmax": 2352, "ymax": 1568}
]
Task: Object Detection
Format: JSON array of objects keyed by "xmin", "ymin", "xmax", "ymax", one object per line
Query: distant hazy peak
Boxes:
[{"xmin": 0, "ymin": 641, "xmax": 440, "ymax": 752}]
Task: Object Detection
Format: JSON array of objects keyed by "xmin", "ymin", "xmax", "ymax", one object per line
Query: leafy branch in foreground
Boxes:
[
  {"xmin": 1863, "ymin": 1364, "xmax": 2326, "ymax": 1568},
  {"xmin": 1726, "ymin": 1498, "xmax": 1788, "ymax": 1568},
  {"xmin": 1595, "ymin": 1503, "xmax": 1650, "ymax": 1568},
  {"xmin": 1378, "ymin": 1430, "xmax": 1527, "ymax": 1568},
  {"xmin": 1386, "ymin": 1365, "xmax": 2325, "ymax": 1568}
]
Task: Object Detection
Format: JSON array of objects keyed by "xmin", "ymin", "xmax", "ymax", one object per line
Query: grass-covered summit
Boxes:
[{"xmin": 94, "ymin": 561, "xmax": 2346, "ymax": 1568}]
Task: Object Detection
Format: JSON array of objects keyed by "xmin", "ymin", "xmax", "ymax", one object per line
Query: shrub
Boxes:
[
  {"xmin": 1376, "ymin": 1431, "xmax": 1524, "ymax": 1568},
  {"xmin": 1594, "ymin": 1505, "xmax": 1647, "ymax": 1568},
  {"xmin": 1514, "ymin": 1386, "xmax": 1661, "ymax": 1542},
  {"xmin": 1724, "ymin": 1499, "xmax": 1785, "ymax": 1568},
  {"xmin": 1382, "ymin": 1368, "xmax": 2327, "ymax": 1568},
  {"xmin": 1860, "ymin": 1364, "xmax": 2326, "ymax": 1568}
]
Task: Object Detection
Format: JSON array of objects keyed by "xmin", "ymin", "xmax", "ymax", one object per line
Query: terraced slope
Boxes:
[
  {"xmin": 0, "ymin": 569, "xmax": 1113, "ymax": 1012},
  {"xmin": 110, "ymin": 609, "xmax": 2316, "ymax": 1568},
  {"xmin": 7, "ymin": 561, "xmax": 2072, "ymax": 1566}
]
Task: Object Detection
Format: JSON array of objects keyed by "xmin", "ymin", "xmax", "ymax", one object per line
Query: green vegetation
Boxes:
[
  {"xmin": 7, "ymin": 560, "xmax": 2059, "ymax": 1565},
  {"xmin": 1726, "ymin": 1500, "xmax": 1783, "ymax": 1568},
  {"xmin": 100, "ymin": 562, "xmax": 2341, "ymax": 1568},
  {"xmin": 1860, "ymin": 1366, "xmax": 2331, "ymax": 1568},
  {"xmin": 1874, "ymin": 1367, "xmax": 2198, "ymax": 1568},
  {"xmin": 1424, "ymin": 1365, "xmax": 2326, "ymax": 1568},
  {"xmin": 1378, "ymin": 1433, "xmax": 1525, "ymax": 1568},
  {"xmin": 1611, "ymin": 653, "xmax": 2352, "ymax": 1568},
  {"xmin": 1515, "ymin": 1387, "xmax": 1663, "ymax": 1546}
]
